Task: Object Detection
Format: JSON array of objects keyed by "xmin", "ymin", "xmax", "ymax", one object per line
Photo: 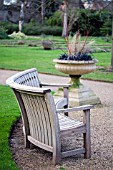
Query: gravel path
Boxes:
[{"xmin": 1, "ymin": 69, "xmax": 113, "ymax": 170}]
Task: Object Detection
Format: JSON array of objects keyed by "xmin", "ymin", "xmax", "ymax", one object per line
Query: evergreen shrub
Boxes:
[
  {"xmin": 46, "ymin": 11, "xmax": 62, "ymax": 26},
  {"xmin": 23, "ymin": 24, "xmax": 62, "ymax": 36},
  {"xmin": 71, "ymin": 9, "xmax": 111, "ymax": 36},
  {"xmin": 0, "ymin": 26, "xmax": 9, "ymax": 39},
  {"xmin": 0, "ymin": 21, "xmax": 18, "ymax": 34}
]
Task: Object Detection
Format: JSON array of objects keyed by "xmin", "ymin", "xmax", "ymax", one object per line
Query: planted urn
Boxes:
[{"xmin": 53, "ymin": 32, "xmax": 98, "ymax": 87}]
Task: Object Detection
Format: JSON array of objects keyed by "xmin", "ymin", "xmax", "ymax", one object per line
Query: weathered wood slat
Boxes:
[
  {"xmin": 39, "ymin": 97, "xmax": 49, "ymax": 145},
  {"xmin": 41, "ymin": 96, "xmax": 53, "ymax": 146},
  {"xmin": 83, "ymin": 109, "xmax": 91, "ymax": 158},
  {"xmin": 60, "ymin": 125, "xmax": 86, "ymax": 137},
  {"xmin": 45, "ymin": 92, "xmax": 62, "ymax": 164},
  {"xmin": 41, "ymin": 83, "xmax": 71, "ymax": 87},
  {"xmin": 28, "ymin": 136, "xmax": 53, "ymax": 152},
  {"xmin": 57, "ymin": 105, "xmax": 94, "ymax": 114},
  {"xmin": 21, "ymin": 94, "xmax": 38, "ymax": 139},
  {"xmin": 6, "ymin": 68, "xmax": 70, "ymax": 108},
  {"xmin": 38, "ymin": 96, "xmax": 48, "ymax": 144},
  {"xmin": 30, "ymin": 96, "xmax": 41, "ymax": 140},
  {"xmin": 55, "ymin": 98, "xmax": 67, "ymax": 109},
  {"xmin": 62, "ymin": 148, "xmax": 85, "ymax": 158}
]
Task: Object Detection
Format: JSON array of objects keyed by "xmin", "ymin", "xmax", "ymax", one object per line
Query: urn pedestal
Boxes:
[{"xmin": 53, "ymin": 59, "xmax": 101, "ymax": 107}]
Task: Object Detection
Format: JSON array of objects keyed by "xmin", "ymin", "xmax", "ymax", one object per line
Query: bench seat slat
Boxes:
[{"xmin": 58, "ymin": 114, "xmax": 84, "ymax": 130}]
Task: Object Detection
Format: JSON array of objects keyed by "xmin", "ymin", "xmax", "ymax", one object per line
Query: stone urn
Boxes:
[
  {"xmin": 53, "ymin": 59, "xmax": 98, "ymax": 87},
  {"xmin": 53, "ymin": 59, "xmax": 101, "ymax": 106}
]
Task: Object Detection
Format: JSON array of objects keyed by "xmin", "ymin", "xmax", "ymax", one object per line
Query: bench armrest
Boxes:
[
  {"xmin": 56, "ymin": 105, "xmax": 94, "ymax": 114},
  {"xmin": 40, "ymin": 83, "xmax": 72, "ymax": 88},
  {"xmin": 41, "ymin": 83, "xmax": 71, "ymax": 105}
]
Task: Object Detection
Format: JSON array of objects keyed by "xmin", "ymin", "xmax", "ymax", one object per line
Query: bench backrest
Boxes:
[
  {"xmin": 6, "ymin": 69, "xmax": 60, "ymax": 152},
  {"xmin": 12, "ymin": 68, "xmax": 41, "ymax": 87},
  {"xmin": 7, "ymin": 77, "xmax": 60, "ymax": 152}
]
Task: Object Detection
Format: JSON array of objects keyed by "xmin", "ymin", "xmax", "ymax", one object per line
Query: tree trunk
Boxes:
[
  {"xmin": 19, "ymin": 2, "xmax": 24, "ymax": 32},
  {"xmin": 41, "ymin": 0, "xmax": 45, "ymax": 22}
]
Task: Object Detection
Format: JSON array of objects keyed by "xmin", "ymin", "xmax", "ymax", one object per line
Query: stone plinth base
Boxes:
[{"xmin": 55, "ymin": 84, "xmax": 101, "ymax": 107}]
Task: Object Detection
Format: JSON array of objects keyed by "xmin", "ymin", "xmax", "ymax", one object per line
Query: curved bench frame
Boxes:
[{"xmin": 6, "ymin": 68, "xmax": 94, "ymax": 165}]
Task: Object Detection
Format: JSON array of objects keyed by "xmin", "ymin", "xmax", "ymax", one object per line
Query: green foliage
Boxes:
[
  {"xmin": 99, "ymin": 10, "xmax": 111, "ymax": 36},
  {"xmin": 0, "ymin": 26, "xmax": 9, "ymax": 39},
  {"xmin": 23, "ymin": 24, "xmax": 62, "ymax": 36},
  {"xmin": 100, "ymin": 15, "xmax": 112, "ymax": 36},
  {"xmin": 72, "ymin": 9, "xmax": 112, "ymax": 36},
  {"xmin": 0, "ymin": 45, "xmax": 112, "ymax": 82},
  {"xmin": 41, "ymin": 26, "xmax": 62, "ymax": 35},
  {"xmin": 0, "ymin": 21, "xmax": 18, "ymax": 34},
  {"xmin": 78, "ymin": 9, "xmax": 102, "ymax": 36},
  {"xmin": 0, "ymin": 85, "xmax": 20, "ymax": 170},
  {"xmin": 0, "ymin": 47, "xmax": 62, "ymax": 74},
  {"xmin": 59, "ymin": 167, "xmax": 66, "ymax": 170},
  {"xmin": 46, "ymin": 11, "xmax": 62, "ymax": 26},
  {"xmin": 0, "ymin": 9, "xmax": 111, "ymax": 37},
  {"xmin": 23, "ymin": 23, "xmax": 40, "ymax": 35}
]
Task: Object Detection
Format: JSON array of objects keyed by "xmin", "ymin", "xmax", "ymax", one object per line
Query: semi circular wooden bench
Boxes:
[{"xmin": 6, "ymin": 68, "xmax": 94, "ymax": 165}]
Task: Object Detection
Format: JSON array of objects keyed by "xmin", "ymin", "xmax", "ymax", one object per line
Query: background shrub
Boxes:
[
  {"xmin": 46, "ymin": 11, "xmax": 62, "ymax": 26},
  {"xmin": 71, "ymin": 9, "xmax": 112, "ymax": 36},
  {"xmin": 23, "ymin": 24, "xmax": 62, "ymax": 36},
  {"xmin": 0, "ymin": 9, "xmax": 111, "ymax": 37},
  {"xmin": 0, "ymin": 26, "xmax": 9, "ymax": 39},
  {"xmin": 0, "ymin": 21, "xmax": 18, "ymax": 34}
]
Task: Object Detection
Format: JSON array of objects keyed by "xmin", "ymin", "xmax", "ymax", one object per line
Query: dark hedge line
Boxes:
[{"xmin": 0, "ymin": 9, "xmax": 112, "ymax": 38}]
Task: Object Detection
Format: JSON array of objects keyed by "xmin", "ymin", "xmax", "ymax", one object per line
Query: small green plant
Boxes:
[
  {"xmin": 9, "ymin": 31, "xmax": 27, "ymax": 39},
  {"xmin": 60, "ymin": 167, "xmax": 66, "ymax": 170},
  {"xmin": 51, "ymin": 90, "xmax": 55, "ymax": 95}
]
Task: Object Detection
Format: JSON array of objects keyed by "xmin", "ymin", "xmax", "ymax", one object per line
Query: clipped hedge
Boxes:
[{"xmin": 23, "ymin": 24, "xmax": 62, "ymax": 36}]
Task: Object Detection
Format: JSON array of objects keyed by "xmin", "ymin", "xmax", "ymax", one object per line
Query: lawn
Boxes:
[
  {"xmin": 0, "ymin": 36, "xmax": 113, "ymax": 170},
  {"xmin": 0, "ymin": 45, "xmax": 113, "ymax": 82},
  {"xmin": 0, "ymin": 85, "xmax": 20, "ymax": 170}
]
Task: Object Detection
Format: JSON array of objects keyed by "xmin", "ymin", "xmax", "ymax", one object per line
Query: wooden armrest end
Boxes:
[
  {"xmin": 56, "ymin": 105, "xmax": 94, "ymax": 114},
  {"xmin": 41, "ymin": 83, "xmax": 72, "ymax": 88}
]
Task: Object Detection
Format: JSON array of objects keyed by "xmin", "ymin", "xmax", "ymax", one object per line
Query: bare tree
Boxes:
[
  {"xmin": 19, "ymin": 1, "xmax": 24, "ymax": 31},
  {"xmin": 41, "ymin": 0, "xmax": 45, "ymax": 21}
]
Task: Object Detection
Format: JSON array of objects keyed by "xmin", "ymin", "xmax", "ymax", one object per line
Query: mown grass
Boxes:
[
  {"xmin": 82, "ymin": 52, "xmax": 113, "ymax": 82},
  {"xmin": 0, "ymin": 35, "xmax": 111, "ymax": 46},
  {"xmin": 0, "ymin": 85, "xmax": 20, "ymax": 170},
  {"xmin": 0, "ymin": 36, "xmax": 112, "ymax": 170},
  {"xmin": 0, "ymin": 46, "xmax": 113, "ymax": 82}
]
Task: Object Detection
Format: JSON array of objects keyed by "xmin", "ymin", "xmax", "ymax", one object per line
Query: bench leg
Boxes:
[{"xmin": 83, "ymin": 109, "xmax": 91, "ymax": 158}]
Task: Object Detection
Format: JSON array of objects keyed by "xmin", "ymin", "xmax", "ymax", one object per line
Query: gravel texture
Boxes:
[{"xmin": 1, "ymin": 69, "xmax": 113, "ymax": 170}]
